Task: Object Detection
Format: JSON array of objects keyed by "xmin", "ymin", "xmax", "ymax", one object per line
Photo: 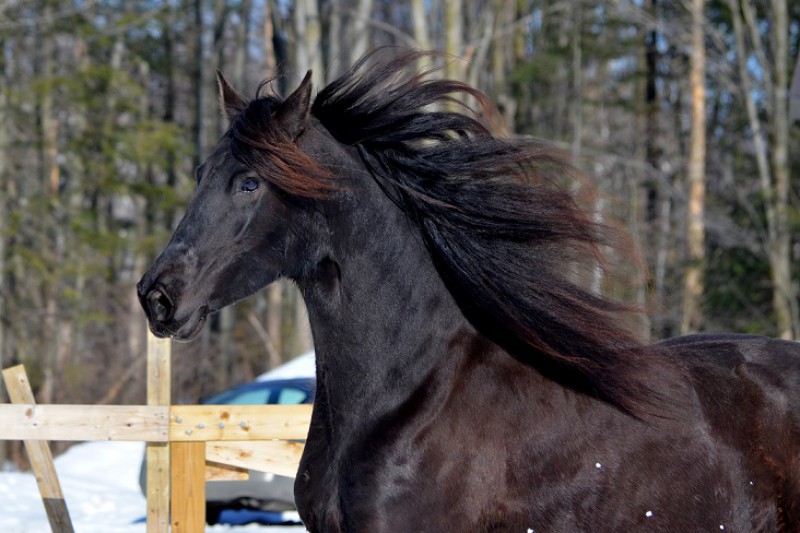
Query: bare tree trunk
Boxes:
[
  {"xmin": 218, "ymin": 305, "xmax": 235, "ymax": 389},
  {"xmin": 163, "ymin": 1, "xmax": 179, "ymax": 228},
  {"xmin": 294, "ymin": 0, "xmax": 323, "ymax": 85},
  {"xmin": 769, "ymin": 0, "xmax": 795, "ymax": 338},
  {"xmin": 681, "ymin": 0, "xmax": 707, "ymax": 334},
  {"xmin": 128, "ymin": 59, "xmax": 150, "ymax": 370},
  {"xmin": 570, "ymin": 0, "xmax": 582, "ymax": 158},
  {"xmin": 0, "ymin": 32, "xmax": 8, "ymax": 467},
  {"xmin": 246, "ymin": 310, "xmax": 281, "ymax": 369},
  {"xmin": 36, "ymin": 2, "xmax": 60, "ymax": 405},
  {"xmin": 292, "ymin": 0, "xmax": 307, "ymax": 78},
  {"xmin": 213, "ymin": 0, "xmax": 230, "ymax": 137},
  {"xmin": 411, "ymin": 0, "xmax": 430, "ymax": 53},
  {"xmin": 306, "ymin": 0, "xmax": 324, "ymax": 84},
  {"xmin": 263, "ymin": 0, "xmax": 277, "ymax": 76},
  {"xmin": 265, "ymin": 0, "xmax": 290, "ymax": 96},
  {"xmin": 489, "ymin": 0, "xmax": 516, "ymax": 128},
  {"xmin": 632, "ymin": 21, "xmax": 652, "ymax": 340},
  {"xmin": 644, "ymin": 0, "xmax": 668, "ymax": 338},
  {"xmin": 291, "ymin": 288, "xmax": 313, "ymax": 357},
  {"xmin": 443, "ymin": 0, "xmax": 463, "ymax": 80},
  {"xmin": 193, "ymin": 0, "xmax": 207, "ymax": 169},
  {"xmin": 729, "ymin": 0, "xmax": 795, "ymax": 339},
  {"xmin": 465, "ymin": 9, "xmax": 494, "ymax": 90},
  {"xmin": 350, "ymin": 0, "xmax": 373, "ymax": 64},
  {"xmin": 267, "ymin": 283, "xmax": 283, "ymax": 362},
  {"xmin": 325, "ymin": 1, "xmax": 342, "ymax": 77},
  {"xmin": 791, "ymin": 52, "xmax": 800, "ymax": 123},
  {"xmin": 213, "ymin": 0, "xmax": 236, "ymax": 388},
  {"xmin": 509, "ymin": 0, "xmax": 528, "ymax": 132},
  {"xmin": 68, "ymin": 33, "xmax": 91, "ymax": 374},
  {"xmin": 234, "ymin": 0, "xmax": 252, "ymax": 88}
]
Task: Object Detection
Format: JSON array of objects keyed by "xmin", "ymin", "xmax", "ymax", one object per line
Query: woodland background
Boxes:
[{"xmin": 0, "ymin": 0, "xmax": 799, "ymax": 466}]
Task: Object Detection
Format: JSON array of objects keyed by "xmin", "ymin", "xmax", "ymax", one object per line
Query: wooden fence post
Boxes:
[
  {"xmin": 2, "ymin": 365, "xmax": 74, "ymax": 533},
  {"xmin": 146, "ymin": 331, "xmax": 171, "ymax": 532},
  {"xmin": 171, "ymin": 441, "xmax": 206, "ymax": 532}
]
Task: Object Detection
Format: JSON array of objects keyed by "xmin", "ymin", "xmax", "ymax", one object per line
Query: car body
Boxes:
[{"xmin": 139, "ymin": 353, "xmax": 316, "ymax": 524}]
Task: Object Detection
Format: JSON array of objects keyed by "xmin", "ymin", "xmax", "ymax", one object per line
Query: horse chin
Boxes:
[{"xmin": 170, "ymin": 305, "xmax": 210, "ymax": 343}]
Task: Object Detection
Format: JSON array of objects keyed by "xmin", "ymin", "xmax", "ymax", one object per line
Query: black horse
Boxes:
[{"xmin": 138, "ymin": 51, "xmax": 800, "ymax": 532}]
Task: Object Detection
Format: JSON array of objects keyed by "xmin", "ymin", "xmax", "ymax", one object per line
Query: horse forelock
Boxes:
[{"xmin": 227, "ymin": 89, "xmax": 337, "ymax": 198}]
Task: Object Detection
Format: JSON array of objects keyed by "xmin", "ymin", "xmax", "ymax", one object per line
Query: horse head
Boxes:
[{"xmin": 137, "ymin": 71, "xmax": 329, "ymax": 341}]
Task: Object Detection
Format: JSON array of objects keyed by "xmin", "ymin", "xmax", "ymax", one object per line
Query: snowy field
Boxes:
[{"xmin": 0, "ymin": 440, "xmax": 306, "ymax": 532}]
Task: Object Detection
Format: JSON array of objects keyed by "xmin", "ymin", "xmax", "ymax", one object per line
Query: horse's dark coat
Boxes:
[{"xmin": 138, "ymin": 50, "xmax": 800, "ymax": 532}]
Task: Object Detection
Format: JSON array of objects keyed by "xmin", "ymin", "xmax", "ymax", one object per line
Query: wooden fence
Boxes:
[{"xmin": 0, "ymin": 332, "xmax": 312, "ymax": 532}]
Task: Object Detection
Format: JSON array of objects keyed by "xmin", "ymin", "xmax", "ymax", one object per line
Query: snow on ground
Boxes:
[
  {"xmin": 256, "ymin": 352, "xmax": 315, "ymax": 381},
  {"xmin": 0, "ymin": 440, "xmax": 306, "ymax": 532}
]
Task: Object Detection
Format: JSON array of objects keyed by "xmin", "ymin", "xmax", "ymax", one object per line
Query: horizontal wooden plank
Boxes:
[
  {"xmin": 0, "ymin": 404, "xmax": 170, "ymax": 442},
  {"xmin": 0, "ymin": 403, "xmax": 312, "ymax": 443},
  {"xmin": 205, "ymin": 462, "xmax": 250, "ymax": 481},
  {"xmin": 169, "ymin": 405, "xmax": 312, "ymax": 441},
  {"xmin": 206, "ymin": 440, "xmax": 305, "ymax": 478}
]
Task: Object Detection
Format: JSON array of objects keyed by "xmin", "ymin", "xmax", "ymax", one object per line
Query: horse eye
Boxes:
[
  {"xmin": 241, "ymin": 178, "xmax": 259, "ymax": 192},
  {"xmin": 194, "ymin": 164, "xmax": 205, "ymax": 184}
]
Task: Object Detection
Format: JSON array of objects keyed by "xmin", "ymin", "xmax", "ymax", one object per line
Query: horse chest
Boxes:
[
  {"xmin": 296, "ymin": 431, "xmax": 528, "ymax": 532},
  {"xmin": 296, "ymin": 404, "xmax": 782, "ymax": 533},
  {"xmin": 295, "ymin": 386, "xmax": 585, "ymax": 532}
]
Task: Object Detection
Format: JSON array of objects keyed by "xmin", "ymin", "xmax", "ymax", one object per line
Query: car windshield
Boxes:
[{"xmin": 204, "ymin": 382, "xmax": 311, "ymax": 405}]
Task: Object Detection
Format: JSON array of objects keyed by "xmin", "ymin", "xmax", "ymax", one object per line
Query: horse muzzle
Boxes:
[
  {"xmin": 137, "ymin": 271, "xmax": 201, "ymax": 336},
  {"xmin": 139, "ymin": 284, "xmax": 175, "ymax": 325},
  {"xmin": 137, "ymin": 277, "xmax": 211, "ymax": 342}
]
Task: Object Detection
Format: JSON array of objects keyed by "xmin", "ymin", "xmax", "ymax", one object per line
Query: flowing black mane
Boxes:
[{"xmin": 230, "ymin": 50, "xmax": 675, "ymax": 415}]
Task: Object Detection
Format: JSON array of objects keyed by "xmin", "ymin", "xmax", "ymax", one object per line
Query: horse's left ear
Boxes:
[
  {"xmin": 216, "ymin": 70, "xmax": 247, "ymax": 122},
  {"xmin": 275, "ymin": 70, "xmax": 313, "ymax": 140}
]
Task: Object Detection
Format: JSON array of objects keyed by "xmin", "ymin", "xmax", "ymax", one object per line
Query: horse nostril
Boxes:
[{"xmin": 147, "ymin": 289, "xmax": 174, "ymax": 322}]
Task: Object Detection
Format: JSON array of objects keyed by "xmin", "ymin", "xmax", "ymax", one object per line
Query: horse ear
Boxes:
[
  {"xmin": 216, "ymin": 69, "xmax": 247, "ymax": 122},
  {"xmin": 275, "ymin": 70, "xmax": 313, "ymax": 140}
]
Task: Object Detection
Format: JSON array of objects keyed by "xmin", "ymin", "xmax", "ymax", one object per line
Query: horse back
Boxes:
[{"xmin": 660, "ymin": 333, "xmax": 800, "ymax": 529}]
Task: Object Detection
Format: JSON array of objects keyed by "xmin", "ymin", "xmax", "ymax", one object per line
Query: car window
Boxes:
[
  {"xmin": 276, "ymin": 387, "xmax": 308, "ymax": 404},
  {"xmin": 206, "ymin": 387, "xmax": 271, "ymax": 404},
  {"xmin": 226, "ymin": 388, "xmax": 272, "ymax": 405},
  {"xmin": 204, "ymin": 381, "xmax": 313, "ymax": 405}
]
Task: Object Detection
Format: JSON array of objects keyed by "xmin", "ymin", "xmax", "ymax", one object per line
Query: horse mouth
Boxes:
[
  {"xmin": 147, "ymin": 305, "xmax": 211, "ymax": 342},
  {"xmin": 171, "ymin": 305, "xmax": 211, "ymax": 342}
]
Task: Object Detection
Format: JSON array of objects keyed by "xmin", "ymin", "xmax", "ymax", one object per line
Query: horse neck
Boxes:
[{"xmin": 297, "ymin": 169, "xmax": 471, "ymax": 429}]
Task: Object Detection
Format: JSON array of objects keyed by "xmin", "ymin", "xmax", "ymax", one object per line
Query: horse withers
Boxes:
[{"xmin": 138, "ymin": 50, "xmax": 800, "ymax": 532}]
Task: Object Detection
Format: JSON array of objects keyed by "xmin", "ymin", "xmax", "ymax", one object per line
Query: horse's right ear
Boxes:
[
  {"xmin": 275, "ymin": 70, "xmax": 313, "ymax": 140},
  {"xmin": 216, "ymin": 70, "xmax": 247, "ymax": 122}
]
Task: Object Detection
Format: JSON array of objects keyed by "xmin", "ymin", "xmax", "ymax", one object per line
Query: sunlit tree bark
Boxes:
[
  {"xmin": 350, "ymin": 0, "xmax": 374, "ymax": 65},
  {"xmin": 681, "ymin": 0, "xmax": 707, "ymax": 334},
  {"xmin": 294, "ymin": 0, "xmax": 324, "ymax": 85},
  {"xmin": 411, "ymin": 0, "xmax": 431, "ymax": 62},
  {"xmin": 443, "ymin": 0, "xmax": 463, "ymax": 80}
]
